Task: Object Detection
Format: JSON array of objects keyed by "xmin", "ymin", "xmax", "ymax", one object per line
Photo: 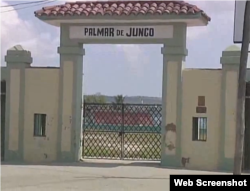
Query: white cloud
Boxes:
[
  {"xmin": 56, "ymin": 0, "xmax": 96, "ymax": 4},
  {"xmin": 116, "ymin": 44, "xmax": 149, "ymax": 76},
  {"xmin": 0, "ymin": 1, "xmax": 60, "ymax": 66},
  {"xmin": 187, "ymin": 26, "xmax": 209, "ymax": 40},
  {"xmin": 0, "ymin": 0, "xmax": 238, "ymax": 71},
  {"xmin": 186, "ymin": 1, "xmax": 234, "ymax": 40},
  {"xmin": 0, "ymin": 0, "xmax": 144, "ymax": 75},
  {"xmin": 190, "ymin": 0, "xmax": 234, "ymax": 13}
]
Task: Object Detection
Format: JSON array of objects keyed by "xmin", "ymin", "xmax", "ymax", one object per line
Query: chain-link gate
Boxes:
[{"xmin": 82, "ymin": 103, "xmax": 162, "ymax": 160}]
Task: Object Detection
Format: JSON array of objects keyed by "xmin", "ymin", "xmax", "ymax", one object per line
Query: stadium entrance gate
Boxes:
[{"xmin": 82, "ymin": 103, "xmax": 162, "ymax": 160}]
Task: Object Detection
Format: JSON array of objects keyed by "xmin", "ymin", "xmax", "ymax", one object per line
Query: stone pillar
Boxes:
[
  {"xmin": 57, "ymin": 44, "xmax": 84, "ymax": 162},
  {"xmin": 4, "ymin": 45, "xmax": 32, "ymax": 161},
  {"xmin": 219, "ymin": 45, "xmax": 240, "ymax": 171},
  {"xmin": 161, "ymin": 44, "xmax": 187, "ymax": 167}
]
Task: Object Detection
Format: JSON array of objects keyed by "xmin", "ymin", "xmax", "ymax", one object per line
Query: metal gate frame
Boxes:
[
  {"xmin": 243, "ymin": 82, "xmax": 250, "ymax": 170},
  {"xmin": 1, "ymin": 80, "xmax": 6, "ymax": 161},
  {"xmin": 82, "ymin": 103, "xmax": 162, "ymax": 160},
  {"xmin": 244, "ymin": 96, "xmax": 250, "ymax": 170}
]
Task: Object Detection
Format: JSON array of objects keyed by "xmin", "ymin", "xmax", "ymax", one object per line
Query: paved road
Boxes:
[{"xmin": 1, "ymin": 159, "xmax": 229, "ymax": 191}]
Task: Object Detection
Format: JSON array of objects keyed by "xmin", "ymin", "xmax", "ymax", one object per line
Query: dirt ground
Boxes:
[{"xmin": 1, "ymin": 159, "xmax": 230, "ymax": 191}]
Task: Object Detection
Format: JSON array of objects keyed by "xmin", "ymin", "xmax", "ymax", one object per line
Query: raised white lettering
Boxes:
[{"xmin": 174, "ymin": 179, "xmax": 193, "ymax": 186}]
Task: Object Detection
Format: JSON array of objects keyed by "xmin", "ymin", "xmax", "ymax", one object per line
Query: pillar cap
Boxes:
[
  {"xmin": 5, "ymin": 45, "xmax": 32, "ymax": 66},
  {"xmin": 161, "ymin": 46, "xmax": 188, "ymax": 62},
  {"xmin": 161, "ymin": 46, "xmax": 188, "ymax": 56},
  {"xmin": 57, "ymin": 46, "xmax": 85, "ymax": 56},
  {"xmin": 220, "ymin": 45, "xmax": 241, "ymax": 65}
]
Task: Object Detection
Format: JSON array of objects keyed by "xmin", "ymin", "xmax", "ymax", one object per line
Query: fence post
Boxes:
[
  {"xmin": 82, "ymin": 101, "xmax": 86, "ymax": 147},
  {"xmin": 121, "ymin": 104, "xmax": 125, "ymax": 159}
]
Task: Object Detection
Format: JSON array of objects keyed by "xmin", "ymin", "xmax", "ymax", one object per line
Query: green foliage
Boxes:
[
  {"xmin": 113, "ymin": 94, "xmax": 125, "ymax": 104},
  {"xmin": 84, "ymin": 95, "xmax": 106, "ymax": 103}
]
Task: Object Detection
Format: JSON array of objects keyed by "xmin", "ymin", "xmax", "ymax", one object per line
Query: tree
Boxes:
[
  {"xmin": 113, "ymin": 95, "xmax": 125, "ymax": 104},
  {"xmin": 97, "ymin": 95, "xmax": 106, "ymax": 103},
  {"xmin": 84, "ymin": 95, "xmax": 106, "ymax": 103}
]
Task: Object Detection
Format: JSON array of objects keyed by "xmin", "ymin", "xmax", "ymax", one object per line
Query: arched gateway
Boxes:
[
  {"xmin": 33, "ymin": 0, "xmax": 210, "ymax": 166},
  {"xmin": 16, "ymin": 1, "xmax": 250, "ymax": 172}
]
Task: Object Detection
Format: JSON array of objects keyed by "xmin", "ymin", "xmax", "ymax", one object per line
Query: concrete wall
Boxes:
[
  {"xmin": 2, "ymin": 65, "xmax": 245, "ymax": 169},
  {"xmin": 2, "ymin": 44, "xmax": 247, "ymax": 171},
  {"xmin": 181, "ymin": 69, "xmax": 222, "ymax": 170},
  {"xmin": 23, "ymin": 68, "xmax": 59, "ymax": 162}
]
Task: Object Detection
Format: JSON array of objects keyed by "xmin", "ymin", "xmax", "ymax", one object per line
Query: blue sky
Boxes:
[{"xmin": 1, "ymin": 0, "xmax": 248, "ymax": 97}]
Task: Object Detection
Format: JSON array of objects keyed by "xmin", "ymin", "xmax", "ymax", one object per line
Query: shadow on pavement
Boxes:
[
  {"xmin": 1, "ymin": 160, "xmax": 164, "ymax": 169},
  {"xmin": 2, "ymin": 160, "xmax": 249, "ymax": 174}
]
